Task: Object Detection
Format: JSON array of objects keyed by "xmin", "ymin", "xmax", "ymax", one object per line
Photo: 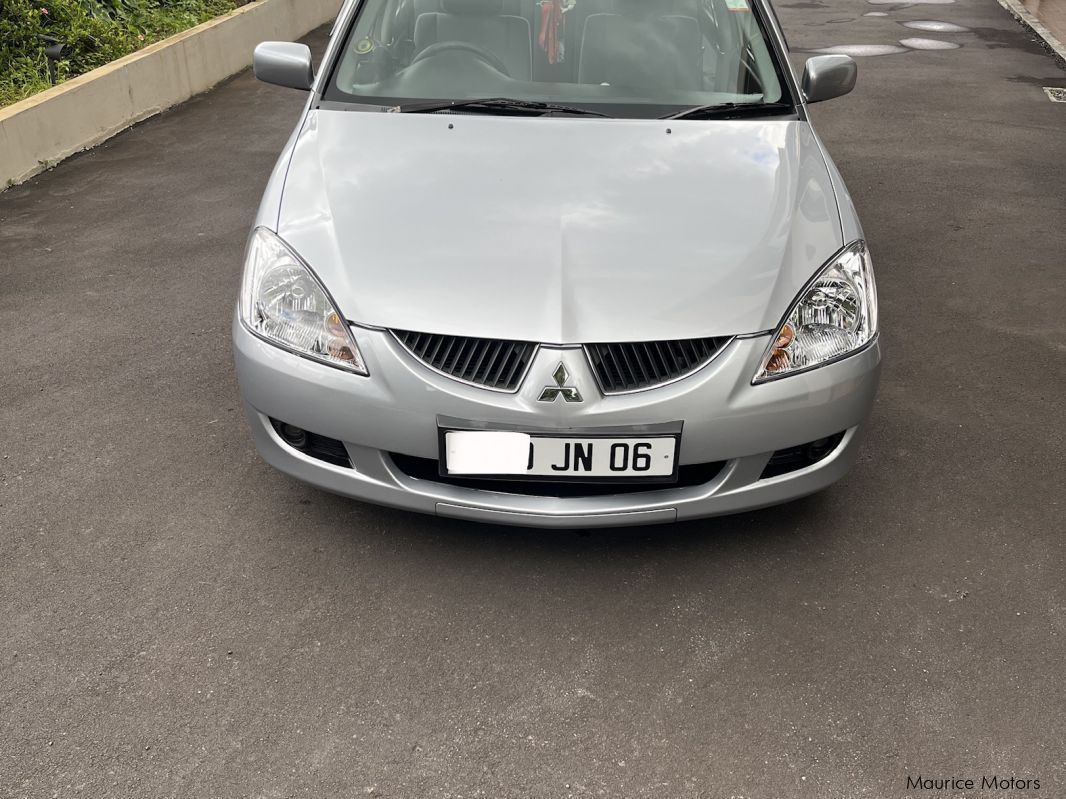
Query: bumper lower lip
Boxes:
[{"xmin": 233, "ymin": 316, "xmax": 881, "ymax": 528}]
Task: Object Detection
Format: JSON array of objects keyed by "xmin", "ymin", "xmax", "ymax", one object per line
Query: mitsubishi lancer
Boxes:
[{"xmin": 233, "ymin": 0, "xmax": 880, "ymax": 527}]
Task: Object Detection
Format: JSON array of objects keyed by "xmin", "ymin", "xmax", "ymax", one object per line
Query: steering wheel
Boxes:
[{"xmin": 410, "ymin": 41, "xmax": 511, "ymax": 77}]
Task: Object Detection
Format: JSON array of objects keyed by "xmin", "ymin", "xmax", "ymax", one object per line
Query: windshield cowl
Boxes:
[
  {"xmin": 661, "ymin": 100, "xmax": 796, "ymax": 120},
  {"xmin": 390, "ymin": 96, "xmax": 613, "ymax": 117}
]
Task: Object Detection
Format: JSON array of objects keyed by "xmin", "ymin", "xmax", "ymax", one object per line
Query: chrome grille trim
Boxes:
[
  {"xmin": 583, "ymin": 337, "xmax": 733, "ymax": 395},
  {"xmin": 390, "ymin": 330, "xmax": 538, "ymax": 392}
]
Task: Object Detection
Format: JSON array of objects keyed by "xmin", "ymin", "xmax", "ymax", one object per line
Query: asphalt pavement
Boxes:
[{"xmin": 1, "ymin": 0, "xmax": 1064, "ymax": 796}]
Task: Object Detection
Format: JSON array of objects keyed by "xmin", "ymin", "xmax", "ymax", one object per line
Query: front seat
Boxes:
[
  {"xmin": 577, "ymin": 12, "xmax": 703, "ymax": 91},
  {"xmin": 414, "ymin": 0, "xmax": 534, "ymax": 80}
]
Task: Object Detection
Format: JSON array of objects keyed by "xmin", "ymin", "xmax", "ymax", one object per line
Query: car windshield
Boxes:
[{"xmin": 324, "ymin": 0, "xmax": 789, "ymax": 117}]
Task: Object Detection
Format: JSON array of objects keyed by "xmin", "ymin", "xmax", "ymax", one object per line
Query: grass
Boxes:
[{"xmin": 1, "ymin": 0, "xmax": 247, "ymax": 107}]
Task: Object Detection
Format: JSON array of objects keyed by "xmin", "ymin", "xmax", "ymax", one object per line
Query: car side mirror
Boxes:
[
  {"xmin": 253, "ymin": 42, "xmax": 315, "ymax": 91},
  {"xmin": 801, "ymin": 55, "xmax": 857, "ymax": 103}
]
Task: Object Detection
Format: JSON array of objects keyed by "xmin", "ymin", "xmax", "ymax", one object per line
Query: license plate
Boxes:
[{"xmin": 442, "ymin": 430, "xmax": 678, "ymax": 479}]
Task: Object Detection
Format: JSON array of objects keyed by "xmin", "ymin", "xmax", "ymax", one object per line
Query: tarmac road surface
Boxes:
[{"xmin": 1, "ymin": 0, "xmax": 1064, "ymax": 795}]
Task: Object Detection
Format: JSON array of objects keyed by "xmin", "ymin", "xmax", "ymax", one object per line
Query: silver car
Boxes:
[{"xmin": 233, "ymin": 0, "xmax": 880, "ymax": 528}]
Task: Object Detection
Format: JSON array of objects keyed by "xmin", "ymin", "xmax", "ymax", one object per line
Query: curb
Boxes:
[
  {"xmin": 0, "ymin": 0, "xmax": 340, "ymax": 190},
  {"xmin": 993, "ymin": 0, "xmax": 1066, "ymax": 68}
]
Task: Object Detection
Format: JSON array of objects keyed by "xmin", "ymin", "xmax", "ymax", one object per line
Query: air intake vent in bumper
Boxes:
[
  {"xmin": 389, "ymin": 453, "xmax": 726, "ymax": 496},
  {"xmin": 584, "ymin": 338, "xmax": 732, "ymax": 394},
  {"xmin": 391, "ymin": 330, "xmax": 537, "ymax": 392}
]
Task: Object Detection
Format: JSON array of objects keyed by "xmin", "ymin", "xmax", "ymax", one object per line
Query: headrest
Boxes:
[{"xmin": 440, "ymin": 0, "xmax": 504, "ymax": 14}]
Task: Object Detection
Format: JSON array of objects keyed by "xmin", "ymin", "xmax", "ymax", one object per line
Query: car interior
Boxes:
[{"xmin": 328, "ymin": 0, "xmax": 785, "ymax": 110}]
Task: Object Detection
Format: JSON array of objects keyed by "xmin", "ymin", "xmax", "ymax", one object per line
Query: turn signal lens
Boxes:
[
  {"xmin": 775, "ymin": 323, "xmax": 795, "ymax": 349},
  {"xmin": 239, "ymin": 228, "xmax": 368, "ymax": 375},
  {"xmin": 754, "ymin": 241, "xmax": 877, "ymax": 382},
  {"xmin": 326, "ymin": 311, "xmax": 346, "ymax": 338}
]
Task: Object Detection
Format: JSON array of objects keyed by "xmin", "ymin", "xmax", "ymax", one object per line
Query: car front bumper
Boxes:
[{"xmin": 233, "ymin": 317, "xmax": 881, "ymax": 528}]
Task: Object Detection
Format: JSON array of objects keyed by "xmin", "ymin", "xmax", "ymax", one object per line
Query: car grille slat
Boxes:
[
  {"xmin": 488, "ymin": 341, "xmax": 509, "ymax": 384},
  {"xmin": 616, "ymin": 344, "xmax": 640, "ymax": 386},
  {"xmin": 424, "ymin": 334, "xmax": 444, "ymax": 362},
  {"xmin": 392, "ymin": 330, "xmax": 537, "ymax": 392},
  {"xmin": 504, "ymin": 342, "xmax": 533, "ymax": 388},
  {"xmin": 455, "ymin": 339, "xmax": 477, "ymax": 373},
  {"xmin": 673, "ymin": 341, "xmax": 690, "ymax": 369},
  {"xmin": 643, "ymin": 342, "xmax": 665, "ymax": 378},
  {"xmin": 656, "ymin": 341, "xmax": 675, "ymax": 374},
  {"xmin": 584, "ymin": 337, "xmax": 732, "ymax": 394},
  {"xmin": 683, "ymin": 339, "xmax": 700, "ymax": 367},
  {"xmin": 443, "ymin": 334, "xmax": 460, "ymax": 366},
  {"xmin": 488, "ymin": 341, "xmax": 515, "ymax": 387},
  {"xmin": 457, "ymin": 338, "xmax": 481, "ymax": 376},
  {"xmin": 670, "ymin": 341, "xmax": 684, "ymax": 369},
  {"xmin": 445, "ymin": 339, "xmax": 463, "ymax": 370},
  {"xmin": 631, "ymin": 344, "xmax": 650, "ymax": 385},
  {"xmin": 469, "ymin": 340, "xmax": 497, "ymax": 383}
]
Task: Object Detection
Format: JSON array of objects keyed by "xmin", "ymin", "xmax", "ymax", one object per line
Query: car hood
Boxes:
[{"xmin": 277, "ymin": 110, "xmax": 842, "ymax": 343}]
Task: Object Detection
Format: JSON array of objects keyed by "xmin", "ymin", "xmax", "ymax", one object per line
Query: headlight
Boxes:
[
  {"xmin": 239, "ymin": 227, "xmax": 368, "ymax": 375},
  {"xmin": 754, "ymin": 241, "xmax": 877, "ymax": 382}
]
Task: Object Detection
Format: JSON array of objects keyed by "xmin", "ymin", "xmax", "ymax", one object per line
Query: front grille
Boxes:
[
  {"xmin": 391, "ymin": 330, "xmax": 537, "ymax": 392},
  {"xmin": 389, "ymin": 453, "xmax": 725, "ymax": 497},
  {"xmin": 584, "ymin": 337, "xmax": 732, "ymax": 394}
]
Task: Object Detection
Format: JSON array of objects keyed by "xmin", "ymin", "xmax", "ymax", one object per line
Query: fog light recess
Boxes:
[
  {"xmin": 760, "ymin": 431, "xmax": 846, "ymax": 479},
  {"xmin": 268, "ymin": 418, "xmax": 352, "ymax": 468}
]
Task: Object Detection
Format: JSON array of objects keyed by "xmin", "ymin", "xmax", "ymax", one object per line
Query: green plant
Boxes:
[{"xmin": 0, "ymin": 0, "xmax": 242, "ymax": 107}]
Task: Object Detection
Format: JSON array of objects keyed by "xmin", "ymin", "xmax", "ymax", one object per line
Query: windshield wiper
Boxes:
[
  {"xmin": 661, "ymin": 101, "xmax": 794, "ymax": 121},
  {"xmin": 390, "ymin": 97, "xmax": 611, "ymax": 117}
]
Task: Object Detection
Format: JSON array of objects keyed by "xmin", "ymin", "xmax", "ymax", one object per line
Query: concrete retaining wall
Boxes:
[{"xmin": 0, "ymin": 0, "xmax": 340, "ymax": 189}]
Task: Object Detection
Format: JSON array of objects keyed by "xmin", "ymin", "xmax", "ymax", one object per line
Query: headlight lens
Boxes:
[
  {"xmin": 239, "ymin": 227, "xmax": 368, "ymax": 375},
  {"xmin": 754, "ymin": 241, "xmax": 877, "ymax": 382}
]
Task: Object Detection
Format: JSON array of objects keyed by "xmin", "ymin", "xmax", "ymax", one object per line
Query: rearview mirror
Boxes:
[
  {"xmin": 801, "ymin": 55, "xmax": 857, "ymax": 104},
  {"xmin": 253, "ymin": 42, "xmax": 314, "ymax": 91}
]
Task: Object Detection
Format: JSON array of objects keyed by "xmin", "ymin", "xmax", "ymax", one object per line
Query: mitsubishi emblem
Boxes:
[{"xmin": 538, "ymin": 362, "xmax": 583, "ymax": 403}]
